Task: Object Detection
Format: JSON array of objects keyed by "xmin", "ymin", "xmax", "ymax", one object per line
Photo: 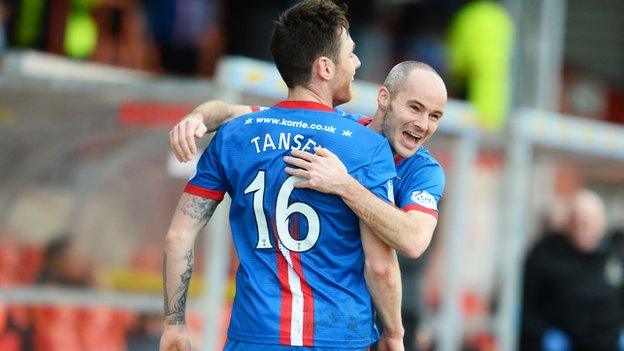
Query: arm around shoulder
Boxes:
[
  {"xmin": 192, "ymin": 100, "xmax": 252, "ymax": 130},
  {"xmin": 170, "ymin": 101, "xmax": 253, "ymax": 162},
  {"xmin": 339, "ymin": 178, "xmax": 438, "ymax": 259}
]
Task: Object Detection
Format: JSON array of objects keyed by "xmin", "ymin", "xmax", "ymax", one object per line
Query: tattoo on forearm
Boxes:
[
  {"xmin": 177, "ymin": 193, "xmax": 219, "ymax": 225},
  {"xmin": 164, "ymin": 250, "xmax": 194, "ymax": 325}
]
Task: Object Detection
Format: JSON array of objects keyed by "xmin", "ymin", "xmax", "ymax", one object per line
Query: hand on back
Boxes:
[{"xmin": 283, "ymin": 147, "xmax": 351, "ymax": 195}]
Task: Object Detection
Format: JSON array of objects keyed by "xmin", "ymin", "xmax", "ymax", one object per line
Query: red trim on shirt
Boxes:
[
  {"xmin": 394, "ymin": 155, "xmax": 404, "ymax": 164},
  {"xmin": 183, "ymin": 184, "xmax": 225, "ymax": 201},
  {"xmin": 250, "ymin": 105, "xmax": 261, "ymax": 112},
  {"xmin": 357, "ymin": 117, "xmax": 373, "ymax": 126},
  {"xmin": 403, "ymin": 204, "xmax": 439, "ymax": 219},
  {"xmin": 290, "ymin": 215, "xmax": 315, "ymax": 346},
  {"xmin": 274, "ymin": 101, "xmax": 334, "ymax": 112},
  {"xmin": 278, "ymin": 254, "xmax": 292, "ymax": 345},
  {"xmin": 275, "ymin": 220, "xmax": 292, "ymax": 346}
]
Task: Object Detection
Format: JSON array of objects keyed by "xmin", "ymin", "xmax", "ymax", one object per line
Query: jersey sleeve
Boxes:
[
  {"xmin": 335, "ymin": 109, "xmax": 373, "ymax": 126},
  {"xmin": 361, "ymin": 140, "xmax": 397, "ymax": 203},
  {"xmin": 398, "ymin": 163, "xmax": 445, "ymax": 219},
  {"xmin": 184, "ymin": 130, "xmax": 226, "ymax": 201},
  {"xmin": 250, "ymin": 105, "xmax": 268, "ymax": 112}
]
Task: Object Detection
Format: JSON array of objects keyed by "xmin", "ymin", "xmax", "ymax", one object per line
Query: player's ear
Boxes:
[
  {"xmin": 378, "ymin": 86, "xmax": 390, "ymax": 110},
  {"xmin": 315, "ymin": 56, "xmax": 334, "ymax": 81}
]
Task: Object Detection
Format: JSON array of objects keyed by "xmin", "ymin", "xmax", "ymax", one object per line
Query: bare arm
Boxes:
[
  {"xmin": 190, "ymin": 100, "xmax": 252, "ymax": 131},
  {"xmin": 284, "ymin": 147, "xmax": 436, "ymax": 258},
  {"xmin": 338, "ymin": 178, "xmax": 436, "ymax": 259},
  {"xmin": 361, "ymin": 222, "xmax": 404, "ymax": 350},
  {"xmin": 160, "ymin": 193, "xmax": 220, "ymax": 350},
  {"xmin": 170, "ymin": 100, "xmax": 252, "ymax": 162}
]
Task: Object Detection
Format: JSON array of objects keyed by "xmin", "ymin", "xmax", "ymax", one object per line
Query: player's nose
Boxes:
[{"xmin": 412, "ymin": 113, "xmax": 428, "ymax": 132}]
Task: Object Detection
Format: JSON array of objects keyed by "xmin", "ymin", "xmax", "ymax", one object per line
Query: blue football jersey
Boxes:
[
  {"xmin": 251, "ymin": 108, "xmax": 446, "ymax": 217},
  {"xmin": 392, "ymin": 148, "xmax": 445, "ymax": 219},
  {"xmin": 347, "ymin": 116, "xmax": 445, "ymax": 219},
  {"xmin": 185, "ymin": 101, "xmax": 396, "ymax": 348}
]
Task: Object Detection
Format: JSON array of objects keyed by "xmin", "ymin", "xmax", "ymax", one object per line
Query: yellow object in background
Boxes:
[
  {"xmin": 64, "ymin": 11, "xmax": 98, "ymax": 59},
  {"xmin": 103, "ymin": 269, "xmax": 203, "ymax": 297},
  {"xmin": 448, "ymin": 0, "xmax": 514, "ymax": 131},
  {"xmin": 102, "ymin": 269, "xmax": 237, "ymax": 300}
]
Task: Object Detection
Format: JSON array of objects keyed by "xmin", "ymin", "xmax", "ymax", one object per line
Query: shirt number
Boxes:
[{"xmin": 244, "ymin": 170, "xmax": 320, "ymax": 252}]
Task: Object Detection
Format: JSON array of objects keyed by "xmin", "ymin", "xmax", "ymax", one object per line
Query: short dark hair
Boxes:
[{"xmin": 271, "ymin": 0, "xmax": 349, "ymax": 88}]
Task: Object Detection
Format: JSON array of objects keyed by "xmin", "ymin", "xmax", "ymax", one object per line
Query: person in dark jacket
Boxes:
[{"xmin": 521, "ymin": 190, "xmax": 624, "ymax": 351}]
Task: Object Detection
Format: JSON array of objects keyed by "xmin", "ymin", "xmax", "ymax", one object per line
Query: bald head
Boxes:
[
  {"xmin": 383, "ymin": 61, "xmax": 442, "ymax": 97},
  {"xmin": 567, "ymin": 189, "xmax": 607, "ymax": 253},
  {"xmin": 372, "ymin": 60, "xmax": 448, "ymax": 158}
]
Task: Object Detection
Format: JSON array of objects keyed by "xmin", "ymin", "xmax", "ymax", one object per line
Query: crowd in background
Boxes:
[
  {"xmin": 0, "ymin": 236, "xmax": 166, "ymax": 351},
  {"xmin": 0, "ymin": 0, "xmax": 460, "ymax": 77},
  {"xmin": 0, "ymin": 0, "xmax": 516, "ymax": 128},
  {"xmin": 2, "ymin": 0, "xmax": 623, "ymax": 127}
]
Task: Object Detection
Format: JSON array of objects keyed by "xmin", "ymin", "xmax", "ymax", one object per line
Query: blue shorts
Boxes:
[{"xmin": 223, "ymin": 339, "xmax": 369, "ymax": 351}]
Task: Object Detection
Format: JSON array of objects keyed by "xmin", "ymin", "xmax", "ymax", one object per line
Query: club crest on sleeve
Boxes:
[
  {"xmin": 410, "ymin": 190, "xmax": 437, "ymax": 210},
  {"xmin": 387, "ymin": 180, "xmax": 395, "ymax": 203}
]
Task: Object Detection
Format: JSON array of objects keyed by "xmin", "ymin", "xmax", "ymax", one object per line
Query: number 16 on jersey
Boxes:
[{"xmin": 244, "ymin": 170, "xmax": 320, "ymax": 253}]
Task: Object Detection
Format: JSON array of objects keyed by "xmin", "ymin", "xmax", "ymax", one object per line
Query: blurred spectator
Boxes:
[
  {"xmin": 520, "ymin": 190, "xmax": 624, "ymax": 351},
  {"xmin": 143, "ymin": 0, "xmax": 219, "ymax": 75},
  {"xmin": 222, "ymin": 0, "xmax": 288, "ymax": 62},
  {"xmin": 31, "ymin": 235, "xmax": 130, "ymax": 351},
  {"xmin": 447, "ymin": 0, "xmax": 514, "ymax": 130},
  {"xmin": 37, "ymin": 235, "xmax": 94, "ymax": 287},
  {"xmin": 396, "ymin": 1, "xmax": 455, "ymax": 77},
  {"xmin": 91, "ymin": 0, "xmax": 150, "ymax": 69},
  {"xmin": 33, "ymin": 236, "xmax": 92, "ymax": 351}
]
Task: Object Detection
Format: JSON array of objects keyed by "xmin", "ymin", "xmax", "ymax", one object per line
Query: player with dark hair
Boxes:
[
  {"xmin": 172, "ymin": 61, "xmax": 447, "ymax": 261},
  {"xmin": 170, "ymin": 60, "xmax": 448, "ymax": 351},
  {"xmin": 161, "ymin": 1, "xmax": 403, "ymax": 351}
]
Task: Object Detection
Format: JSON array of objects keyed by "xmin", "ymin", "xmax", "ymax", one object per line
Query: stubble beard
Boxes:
[{"xmin": 380, "ymin": 104, "xmax": 399, "ymax": 156}]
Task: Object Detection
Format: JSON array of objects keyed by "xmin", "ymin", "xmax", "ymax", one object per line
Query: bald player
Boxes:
[{"xmin": 171, "ymin": 61, "xmax": 447, "ymax": 260}]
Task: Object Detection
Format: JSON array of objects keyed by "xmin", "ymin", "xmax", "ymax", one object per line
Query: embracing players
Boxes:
[
  {"xmin": 171, "ymin": 61, "xmax": 447, "ymax": 262},
  {"xmin": 161, "ymin": 1, "xmax": 405, "ymax": 350},
  {"xmin": 169, "ymin": 60, "xmax": 448, "ymax": 350}
]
